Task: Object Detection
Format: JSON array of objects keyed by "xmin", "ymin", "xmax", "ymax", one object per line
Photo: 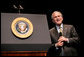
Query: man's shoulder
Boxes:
[
  {"xmin": 49, "ymin": 27, "xmax": 56, "ymax": 32},
  {"xmin": 64, "ymin": 24, "xmax": 73, "ymax": 28}
]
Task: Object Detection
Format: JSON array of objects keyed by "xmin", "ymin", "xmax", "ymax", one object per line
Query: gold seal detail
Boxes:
[{"xmin": 11, "ymin": 17, "xmax": 33, "ymax": 38}]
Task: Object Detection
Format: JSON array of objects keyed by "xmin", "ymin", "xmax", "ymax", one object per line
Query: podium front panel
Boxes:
[{"xmin": 1, "ymin": 13, "xmax": 51, "ymax": 51}]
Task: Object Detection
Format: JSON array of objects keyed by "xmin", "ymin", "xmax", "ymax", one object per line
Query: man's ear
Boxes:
[{"xmin": 62, "ymin": 18, "xmax": 63, "ymax": 22}]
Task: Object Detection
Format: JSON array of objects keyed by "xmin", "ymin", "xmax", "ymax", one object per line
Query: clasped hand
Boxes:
[{"xmin": 55, "ymin": 36, "xmax": 68, "ymax": 47}]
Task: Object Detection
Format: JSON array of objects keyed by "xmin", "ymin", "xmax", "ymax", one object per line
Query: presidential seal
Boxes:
[{"xmin": 11, "ymin": 17, "xmax": 33, "ymax": 38}]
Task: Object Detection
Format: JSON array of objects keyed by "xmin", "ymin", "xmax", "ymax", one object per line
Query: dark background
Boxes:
[{"xmin": 1, "ymin": 0, "xmax": 82, "ymax": 56}]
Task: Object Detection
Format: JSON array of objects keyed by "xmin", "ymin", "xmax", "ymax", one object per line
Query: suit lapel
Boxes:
[
  {"xmin": 53, "ymin": 24, "xmax": 68, "ymax": 42},
  {"xmin": 63, "ymin": 24, "xmax": 67, "ymax": 37},
  {"xmin": 54, "ymin": 27, "xmax": 59, "ymax": 40}
]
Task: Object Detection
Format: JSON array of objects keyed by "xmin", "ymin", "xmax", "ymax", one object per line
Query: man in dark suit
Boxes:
[{"xmin": 47, "ymin": 11, "xmax": 80, "ymax": 56}]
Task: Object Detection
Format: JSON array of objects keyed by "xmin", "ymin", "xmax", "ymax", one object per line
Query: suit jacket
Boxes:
[{"xmin": 47, "ymin": 24, "xmax": 80, "ymax": 56}]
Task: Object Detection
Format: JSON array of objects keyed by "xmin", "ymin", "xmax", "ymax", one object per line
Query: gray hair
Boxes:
[{"xmin": 51, "ymin": 11, "xmax": 63, "ymax": 19}]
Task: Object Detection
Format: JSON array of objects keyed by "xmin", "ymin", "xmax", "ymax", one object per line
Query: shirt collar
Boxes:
[{"xmin": 56, "ymin": 23, "xmax": 63, "ymax": 29}]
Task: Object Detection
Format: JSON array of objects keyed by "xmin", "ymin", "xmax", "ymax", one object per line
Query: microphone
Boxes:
[
  {"xmin": 59, "ymin": 32, "xmax": 62, "ymax": 37},
  {"xmin": 13, "ymin": 5, "xmax": 18, "ymax": 9},
  {"xmin": 13, "ymin": 4, "xmax": 24, "ymax": 14},
  {"xmin": 19, "ymin": 5, "xmax": 24, "ymax": 9}
]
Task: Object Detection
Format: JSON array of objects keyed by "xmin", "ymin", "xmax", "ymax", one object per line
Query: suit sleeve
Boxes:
[{"xmin": 67, "ymin": 25, "xmax": 80, "ymax": 47}]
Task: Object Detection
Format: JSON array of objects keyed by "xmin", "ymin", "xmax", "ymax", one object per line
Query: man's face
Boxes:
[{"xmin": 52, "ymin": 12, "xmax": 63, "ymax": 25}]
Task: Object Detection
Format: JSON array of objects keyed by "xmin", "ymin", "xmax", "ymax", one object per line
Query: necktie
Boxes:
[
  {"xmin": 59, "ymin": 26, "xmax": 64, "ymax": 56},
  {"xmin": 59, "ymin": 26, "xmax": 63, "ymax": 36}
]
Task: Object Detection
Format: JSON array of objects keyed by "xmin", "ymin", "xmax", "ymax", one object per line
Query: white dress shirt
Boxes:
[{"xmin": 56, "ymin": 23, "xmax": 63, "ymax": 34}]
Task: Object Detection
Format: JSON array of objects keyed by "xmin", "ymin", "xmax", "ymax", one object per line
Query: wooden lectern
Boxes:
[{"xmin": 1, "ymin": 51, "xmax": 47, "ymax": 56}]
